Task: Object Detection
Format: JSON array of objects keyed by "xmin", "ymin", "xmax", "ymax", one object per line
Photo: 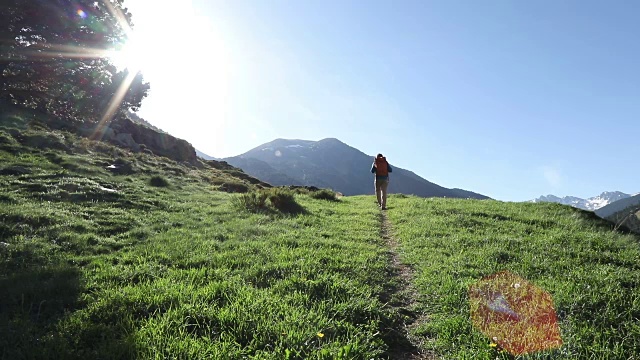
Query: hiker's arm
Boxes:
[
  {"xmin": 388, "ymin": 164, "xmax": 392, "ymax": 172},
  {"xmin": 371, "ymin": 163, "xmax": 376, "ymax": 173}
]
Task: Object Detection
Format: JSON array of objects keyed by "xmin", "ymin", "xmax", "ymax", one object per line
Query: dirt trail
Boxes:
[{"xmin": 379, "ymin": 210, "xmax": 438, "ymax": 360}]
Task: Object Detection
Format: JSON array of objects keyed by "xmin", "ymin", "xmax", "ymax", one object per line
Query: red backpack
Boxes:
[{"xmin": 375, "ymin": 157, "xmax": 388, "ymax": 176}]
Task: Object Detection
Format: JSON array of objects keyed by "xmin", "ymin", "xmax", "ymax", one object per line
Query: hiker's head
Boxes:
[{"xmin": 377, "ymin": 153, "xmax": 383, "ymax": 159}]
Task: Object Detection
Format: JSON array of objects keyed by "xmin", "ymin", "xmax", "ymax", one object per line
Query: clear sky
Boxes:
[{"xmin": 120, "ymin": 0, "xmax": 639, "ymax": 202}]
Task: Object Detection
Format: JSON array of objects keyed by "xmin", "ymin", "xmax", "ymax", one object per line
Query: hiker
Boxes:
[{"xmin": 371, "ymin": 153, "xmax": 392, "ymax": 210}]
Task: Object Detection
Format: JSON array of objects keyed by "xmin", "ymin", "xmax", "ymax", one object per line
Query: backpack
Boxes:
[{"xmin": 375, "ymin": 157, "xmax": 388, "ymax": 176}]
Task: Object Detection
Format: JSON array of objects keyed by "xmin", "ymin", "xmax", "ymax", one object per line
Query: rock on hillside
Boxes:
[
  {"xmin": 79, "ymin": 116, "xmax": 197, "ymax": 164},
  {"xmin": 1, "ymin": 101, "xmax": 198, "ymax": 165},
  {"xmin": 223, "ymin": 138, "xmax": 489, "ymax": 199}
]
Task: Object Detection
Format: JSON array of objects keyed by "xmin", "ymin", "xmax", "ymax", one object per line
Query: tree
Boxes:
[{"xmin": 0, "ymin": 0, "xmax": 149, "ymax": 123}]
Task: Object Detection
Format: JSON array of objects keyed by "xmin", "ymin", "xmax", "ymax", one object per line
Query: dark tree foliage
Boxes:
[{"xmin": 0, "ymin": 0, "xmax": 149, "ymax": 123}]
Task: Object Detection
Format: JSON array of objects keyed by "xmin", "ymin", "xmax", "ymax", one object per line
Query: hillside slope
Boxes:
[
  {"xmin": 2, "ymin": 112, "xmax": 639, "ymax": 358},
  {"xmin": 386, "ymin": 195, "xmax": 640, "ymax": 358},
  {"xmin": 0, "ymin": 115, "xmax": 405, "ymax": 358},
  {"xmin": 224, "ymin": 138, "xmax": 489, "ymax": 199}
]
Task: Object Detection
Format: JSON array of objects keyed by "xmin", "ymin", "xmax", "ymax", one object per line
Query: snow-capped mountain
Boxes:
[
  {"xmin": 595, "ymin": 193, "xmax": 640, "ymax": 219},
  {"xmin": 531, "ymin": 191, "xmax": 634, "ymax": 211}
]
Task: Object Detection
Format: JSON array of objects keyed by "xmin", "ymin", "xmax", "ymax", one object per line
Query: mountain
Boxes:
[
  {"xmin": 195, "ymin": 149, "xmax": 218, "ymax": 160},
  {"xmin": 222, "ymin": 138, "xmax": 489, "ymax": 199},
  {"xmin": 595, "ymin": 193, "xmax": 640, "ymax": 218},
  {"xmin": 596, "ymin": 194, "xmax": 640, "ymax": 235},
  {"xmin": 531, "ymin": 191, "xmax": 633, "ymax": 211}
]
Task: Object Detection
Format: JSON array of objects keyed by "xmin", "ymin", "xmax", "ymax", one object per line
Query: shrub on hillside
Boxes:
[
  {"xmin": 208, "ymin": 176, "xmax": 250, "ymax": 193},
  {"xmin": 231, "ymin": 191, "xmax": 268, "ymax": 212},
  {"xmin": 149, "ymin": 175, "xmax": 170, "ymax": 187},
  {"xmin": 160, "ymin": 163, "xmax": 186, "ymax": 176},
  {"xmin": 44, "ymin": 152, "xmax": 64, "ymax": 164},
  {"xmin": 219, "ymin": 182, "xmax": 250, "ymax": 193},
  {"xmin": 0, "ymin": 194, "xmax": 15, "ymax": 203},
  {"xmin": 22, "ymin": 132, "xmax": 69, "ymax": 151},
  {"xmin": 290, "ymin": 187, "xmax": 310, "ymax": 195},
  {"xmin": 286, "ymin": 185, "xmax": 320, "ymax": 195},
  {"xmin": 310, "ymin": 189, "xmax": 339, "ymax": 201},
  {"xmin": 106, "ymin": 145, "xmax": 126, "ymax": 157},
  {"xmin": 267, "ymin": 188, "xmax": 305, "ymax": 214},
  {"xmin": 0, "ymin": 130, "xmax": 18, "ymax": 147}
]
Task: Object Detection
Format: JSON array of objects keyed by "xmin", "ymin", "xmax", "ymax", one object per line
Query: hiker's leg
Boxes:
[
  {"xmin": 375, "ymin": 180, "xmax": 382, "ymax": 206},
  {"xmin": 381, "ymin": 180, "xmax": 389, "ymax": 208}
]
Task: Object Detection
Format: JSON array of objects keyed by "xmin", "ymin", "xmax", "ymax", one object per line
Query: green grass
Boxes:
[
  {"xmin": 0, "ymin": 187, "xmax": 400, "ymax": 358},
  {"xmin": 0, "ymin": 123, "xmax": 404, "ymax": 359},
  {"xmin": 2, "ymin": 117, "xmax": 640, "ymax": 359},
  {"xmin": 385, "ymin": 195, "xmax": 640, "ymax": 359}
]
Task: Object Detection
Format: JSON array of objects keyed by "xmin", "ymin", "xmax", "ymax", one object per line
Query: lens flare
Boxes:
[
  {"xmin": 469, "ymin": 271, "xmax": 563, "ymax": 356},
  {"xmin": 17, "ymin": 1, "xmax": 139, "ymax": 135}
]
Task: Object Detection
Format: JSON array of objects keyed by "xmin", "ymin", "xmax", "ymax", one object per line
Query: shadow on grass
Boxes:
[
  {"xmin": 0, "ymin": 262, "xmax": 137, "ymax": 358},
  {"xmin": 0, "ymin": 263, "xmax": 81, "ymax": 358}
]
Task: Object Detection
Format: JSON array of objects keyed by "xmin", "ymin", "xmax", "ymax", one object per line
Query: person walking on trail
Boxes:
[{"xmin": 371, "ymin": 153, "xmax": 392, "ymax": 210}]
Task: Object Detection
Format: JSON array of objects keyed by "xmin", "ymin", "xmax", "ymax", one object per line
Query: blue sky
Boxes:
[{"xmin": 126, "ymin": 0, "xmax": 639, "ymax": 201}]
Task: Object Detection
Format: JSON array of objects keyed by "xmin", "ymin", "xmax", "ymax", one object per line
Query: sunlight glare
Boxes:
[
  {"xmin": 118, "ymin": 0, "xmax": 232, "ymax": 156},
  {"xmin": 110, "ymin": 32, "xmax": 147, "ymax": 73}
]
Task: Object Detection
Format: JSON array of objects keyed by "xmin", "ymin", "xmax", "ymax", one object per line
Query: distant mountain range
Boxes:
[
  {"xmin": 531, "ymin": 191, "xmax": 634, "ymax": 211},
  {"xmin": 222, "ymin": 138, "xmax": 489, "ymax": 199},
  {"xmin": 531, "ymin": 191, "xmax": 640, "ymax": 234}
]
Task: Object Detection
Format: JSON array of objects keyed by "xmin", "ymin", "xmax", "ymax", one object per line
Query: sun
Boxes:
[
  {"xmin": 108, "ymin": 0, "xmax": 232, "ymax": 155},
  {"xmin": 109, "ymin": 1, "xmax": 230, "ymax": 82},
  {"xmin": 110, "ymin": 32, "xmax": 148, "ymax": 73}
]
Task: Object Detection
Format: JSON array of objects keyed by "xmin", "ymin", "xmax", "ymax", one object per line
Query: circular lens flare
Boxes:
[{"xmin": 77, "ymin": 9, "xmax": 87, "ymax": 19}]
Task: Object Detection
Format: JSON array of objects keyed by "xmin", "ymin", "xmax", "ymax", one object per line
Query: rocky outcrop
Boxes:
[
  {"xmin": 81, "ymin": 117, "xmax": 197, "ymax": 164},
  {"xmin": 1, "ymin": 102, "xmax": 197, "ymax": 164}
]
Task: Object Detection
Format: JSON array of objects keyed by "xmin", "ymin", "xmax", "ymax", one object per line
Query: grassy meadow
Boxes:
[
  {"xmin": 386, "ymin": 196, "xmax": 640, "ymax": 359},
  {"xmin": 0, "ymin": 122, "xmax": 406, "ymax": 358},
  {"xmin": 1, "ymin": 120, "xmax": 640, "ymax": 359}
]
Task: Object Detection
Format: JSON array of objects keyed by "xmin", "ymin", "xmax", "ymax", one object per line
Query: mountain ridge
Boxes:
[
  {"xmin": 594, "ymin": 193, "xmax": 640, "ymax": 234},
  {"xmin": 223, "ymin": 137, "xmax": 489, "ymax": 199},
  {"xmin": 531, "ymin": 191, "xmax": 634, "ymax": 211}
]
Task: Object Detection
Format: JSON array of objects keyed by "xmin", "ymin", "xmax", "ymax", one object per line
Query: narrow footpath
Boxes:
[{"xmin": 379, "ymin": 210, "xmax": 438, "ymax": 360}]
